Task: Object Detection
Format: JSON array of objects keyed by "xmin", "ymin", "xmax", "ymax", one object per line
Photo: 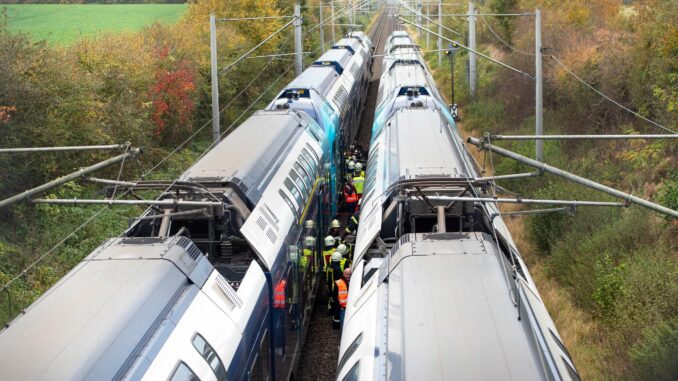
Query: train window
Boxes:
[
  {"xmin": 169, "ymin": 361, "xmax": 200, "ymax": 381},
  {"xmin": 290, "ymin": 169, "xmax": 308, "ymax": 195},
  {"xmin": 279, "ymin": 190, "xmax": 297, "ymax": 215},
  {"xmin": 192, "ymin": 333, "xmax": 227, "ymax": 381},
  {"xmin": 294, "ymin": 162, "xmax": 313, "ymax": 191},
  {"xmin": 301, "ymin": 149, "xmax": 317, "ymax": 169},
  {"xmin": 337, "ymin": 333, "xmax": 363, "ymax": 374},
  {"xmin": 298, "ymin": 155, "xmax": 315, "ymax": 177},
  {"xmin": 284, "ymin": 178, "xmax": 304, "ymax": 209},
  {"xmin": 342, "ymin": 361, "xmax": 360, "ymax": 381},
  {"xmin": 304, "ymin": 145, "xmax": 320, "ymax": 166}
]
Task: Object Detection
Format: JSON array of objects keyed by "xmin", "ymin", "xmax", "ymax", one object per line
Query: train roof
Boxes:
[
  {"xmin": 0, "ymin": 236, "xmax": 210, "ymax": 381},
  {"xmin": 281, "ymin": 65, "xmax": 339, "ymax": 96},
  {"xmin": 338, "ymin": 232, "xmax": 574, "ymax": 380},
  {"xmin": 333, "ymin": 38, "xmax": 364, "ymax": 53},
  {"xmin": 181, "ymin": 110, "xmax": 321, "ymax": 206},
  {"xmin": 314, "ymin": 49, "xmax": 352, "ymax": 71}
]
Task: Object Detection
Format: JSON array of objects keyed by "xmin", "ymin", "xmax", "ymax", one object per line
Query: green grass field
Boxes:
[{"xmin": 2, "ymin": 4, "xmax": 187, "ymax": 45}]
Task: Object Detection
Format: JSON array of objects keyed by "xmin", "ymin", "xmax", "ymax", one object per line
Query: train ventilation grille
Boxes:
[
  {"xmin": 215, "ymin": 273, "xmax": 243, "ymax": 309},
  {"xmin": 177, "ymin": 237, "xmax": 202, "ymax": 260}
]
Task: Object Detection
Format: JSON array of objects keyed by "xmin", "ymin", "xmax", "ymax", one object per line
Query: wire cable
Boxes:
[
  {"xmin": 479, "ymin": 14, "xmax": 534, "ymax": 56},
  {"xmin": 550, "ymin": 55, "xmax": 676, "ymax": 134}
]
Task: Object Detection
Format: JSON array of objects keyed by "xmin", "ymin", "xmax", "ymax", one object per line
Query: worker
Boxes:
[
  {"xmin": 347, "ymin": 161, "xmax": 355, "ymax": 179},
  {"xmin": 274, "ymin": 279, "xmax": 287, "ymax": 353},
  {"xmin": 343, "ymin": 177, "xmax": 358, "ymax": 214},
  {"xmin": 353, "ymin": 166, "xmax": 364, "ymax": 199},
  {"xmin": 322, "ymin": 235, "xmax": 336, "ymax": 269},
  {"xmin": 301, "ymin": 236, "xmax": 315, "ymax": 271},
  {"xmin": 334, "ymin": 267, "xmax": 352, "ymax": 329},
  {"xmin": 327, "ymin": 252, "xmax": 349, "ymax": 328},
  {"xmin": 343, "ymin": 211, "xmax": 359, "ymax": 241},
  {"xmin": 328, "ymin": 219, "xmax": 342, "ymax": 243}
]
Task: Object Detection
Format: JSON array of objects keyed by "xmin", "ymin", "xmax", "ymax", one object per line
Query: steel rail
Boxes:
[{"xmin": 467, "ymin": 137, "xmax": 678, "ymax": 218}]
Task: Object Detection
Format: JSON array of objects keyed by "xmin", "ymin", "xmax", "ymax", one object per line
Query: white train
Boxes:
[
  {"xmin": 0, "ymin": 31, "xmax": 373, "ymax": 381},
  {"xmin": 336, "ymin": 32, "xmax": 581, "ymax": 381}
]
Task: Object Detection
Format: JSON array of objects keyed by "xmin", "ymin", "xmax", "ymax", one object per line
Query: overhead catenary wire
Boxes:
[
  {"xmin": 479, "ymin": 14, "xmax": 535, "ymax": 56},
  {"xmin": 220, "ymin": 18, "xmax": 296, "ymax": 74},
  {"xmin": 396, "ymin": 0, "xmax": 464, "ymax": 37},
  {"xmin": 397, "ymin": 15, "xmax": 534, "ymax": 79},
  {"xmin": 0, "ymin": 143, "xmax": 131, "ymax": 153},
  {"xmin": 549, "ymin": 55, "xmax": 676, "ymax": 134}
]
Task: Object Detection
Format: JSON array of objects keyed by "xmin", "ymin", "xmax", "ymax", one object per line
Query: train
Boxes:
[
  {"xmin": 335, "ymin": 31, "xmax": 582, "ymax": 381},
  {"xmin": 0, "ymin": 30, "xmax": 373, "ymax": 381}
]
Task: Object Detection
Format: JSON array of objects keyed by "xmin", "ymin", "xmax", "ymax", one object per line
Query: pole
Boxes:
[
  {"xmin": 467, "ymin": 137, "xmax": 678, "ymax": 218},
  {"xmin": 319, "ymin": 1, "xmax": 325, "ymax": 52},
  {"xmin": 468, "ymin": 1, "xmax": 477, "ymax": 98},
  {"xmin": 450, "ymin": 52, "xmax": 455, "ymax": 104},
  {"xmin": 535, "ymin": 8, "xmax": 544, "ymax": 162},
  {"xmin": 428, "ymin": 3, "xmax": 433, "ymax": 48},
  {"xmin": 421, "ymin": 195, "xmax": 625, "ymax": 208},
  {"xmin": 417, "ymin": 1, "xmax": 422, "ymax": 39},
  {"xmin": 438, "ymin": 0, "xmax": 442, "ymax": 66},
  {"xmin": 331, "ymin": 1, "xmax": 336, "ymax": 43},
  {"xmin": 0, "ymin": 143, "xmax": 129, "ymax": 153},
  {"xmin": 294, "ymin": 4, "xmax": 304, "ymax": 76},
  {"xmin": 0, "ymin": 148, "xmax": 142, "ymax": 210},
  {"xmin": 210, "ymin": 14, "xmax": 220, "ymax": 143},
  {"xmin": 31, "ymin": 198, "xmax": 222, "ymax": 207},
  {"xmin": 489, "ymin": 134, "xmax": 678, "ymax": 141}
]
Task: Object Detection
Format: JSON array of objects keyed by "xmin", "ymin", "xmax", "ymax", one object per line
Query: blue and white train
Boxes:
[
  {"xmin": 336, "ymin": 31, "xmax": 581, "ymax": 381},
  {"xmin": 0, "ymin": 31, "xmax": 373, "ymax": 381}
]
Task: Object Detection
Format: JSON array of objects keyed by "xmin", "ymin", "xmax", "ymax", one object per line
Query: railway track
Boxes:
[{"xmin": 295, "ymin": 7, "xmax": 394, "ymax": 380}]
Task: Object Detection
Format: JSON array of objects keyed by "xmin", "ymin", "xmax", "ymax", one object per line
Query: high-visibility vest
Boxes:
[
  {"xmin": 345, "ymin": 215, "xmax": 359, "ymax": 234},
  {"xmin": 301, "ymin": 248, "xmax": 312, "ymax": 268},
  {"xmin": 274, "ymin": 280, "xmax": 287, "ymax": 309},
  {"xmin": 336, "ymin": 279, "xmax": 348, "ymax": 308},
  {"xmin": 345, "ymin": 190, "xmax": 358, "ymax": 203},
  {"xmin": 353, "ymin": 176, "xmax": 365, "ymax": 195},
  {"xmin": 326, "ymin": 258, "xmax": 347, "ymax": 280},
  {"xmin": 323, "ymin": 248, "xmax": 336, "ymax": 267}
]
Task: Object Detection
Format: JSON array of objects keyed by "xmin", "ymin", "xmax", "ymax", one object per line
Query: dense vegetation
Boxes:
[
  {"xmin": 420, "ymin": 0, "xmax": 676, "ymax": 379},
  {"xmin": 0, "ymin": 0, "xmax": 372, "ymax": 325}
]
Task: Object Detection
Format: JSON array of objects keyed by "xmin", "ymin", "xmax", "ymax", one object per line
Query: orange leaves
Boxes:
[{"xmin": 0, "ymin": 106, "xmax": 16, "ymax": 125}]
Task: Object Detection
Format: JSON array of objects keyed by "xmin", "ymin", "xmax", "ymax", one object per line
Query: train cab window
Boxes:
[
  {"xmin": 290, "ymin": 169, "xmax": 308, "ymax": 195},
  {"xmin": 278, "ymin": 88, "xmax": 310, "ymax": 99},
  {"xmin": 284, "ymin": 178, "xmax": 304, "ymax": 209},
  {"xmin": 192, "ymin": 333, "xmax": 227, "ymax": 381},
  {"xmin": 294, "ymin": 162, "xmax": 313, "ymax": 191},
  {"xmin": 169, "ymin": 361, "xmax": 200, "ymax": 381},
  {"xmin": 279, "ymin": 190, "xmax": 298, "ymax": 215},
  {"xmin": 397, "ymin": 86, "xmax": 429, "ymax": 97}
]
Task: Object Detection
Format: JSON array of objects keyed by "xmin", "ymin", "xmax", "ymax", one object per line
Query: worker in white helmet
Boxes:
[
  {"xmin": 327, "ymin": 249, "xmax": 349, "ymax": 328},
  {"xmin": 353, "ymin": 163, "xmax": 364, "ymax": 200},
  {"xmin": 328, "ymin": 219, "xmax": 342, "ymax": 244},
  {"xmin": 301, "ymin": 236, "xmax": 315, "ymax": 270},
  {"xmin": 322, "ymin": 235, "xmax": 336, "ymax": 269}
]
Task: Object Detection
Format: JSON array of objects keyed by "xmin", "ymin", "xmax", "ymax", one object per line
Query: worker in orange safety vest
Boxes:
[{"xmin": 334, "ymin": 267, "xmax": 352, "ymax": 330}]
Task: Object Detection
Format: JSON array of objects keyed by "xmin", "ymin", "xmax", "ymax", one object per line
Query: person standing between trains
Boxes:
[
  {"xmin": 343, "ymin": 177, "xmax": 358, "ymax": 215},
  {"xmin": 322, "ymin": 235, "xmax": 336, "ymax": 270},
  {"xmin": 342, "ymin": 212, "xmax": 359, "ymax": 244},
  {"xmin": 334, "ymin": 267, "xmax": 352, "ymax": 330},
  {"xmin": 328, "ymin": 219, "xmax": 343, "ymax": 244},
  {"xmin": 353, "ymin": 163, "xmax": 364, "ymax": 200},
  {"xmin": 327, "ymin": 251, "xmax": 349, "ymax": 328}
]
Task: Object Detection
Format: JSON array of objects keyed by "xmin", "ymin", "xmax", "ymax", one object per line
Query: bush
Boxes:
[{"xmin": 629, "ymin": 319, "xmax": 678, "ymax": 381}]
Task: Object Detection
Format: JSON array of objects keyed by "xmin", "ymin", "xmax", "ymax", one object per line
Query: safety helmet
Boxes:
[
  {"xmin": 348, "ymin": 161, "xmax": 355, "ymax": 170},
  {"xmin": 351, "ymin": 155, "xmax": 357, "ymax": 162},
  {"xmin": 355, "ymin": 162, "xmax": 363, "ymax": 171},
  {"xmin": 331, "ymin": 251, "xmax": 344, "ymax": 262},
  {"xmin": 304, "ymin": 220, "xmax": 315, "ymax": 230},
  {"xmin": 304, "ymin": 236, "xmax": 316, "ymax": 247},
  {"xmin": 331, "ymin": 219, "xmax": 341, "ymax": 228},
  {"xmin": 337, "ymin": 244, "xmax": 348, "ymax": 255},
  {"xmin": 324, "ymin": 235, "xmax": 336, "ymax": 247}
]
